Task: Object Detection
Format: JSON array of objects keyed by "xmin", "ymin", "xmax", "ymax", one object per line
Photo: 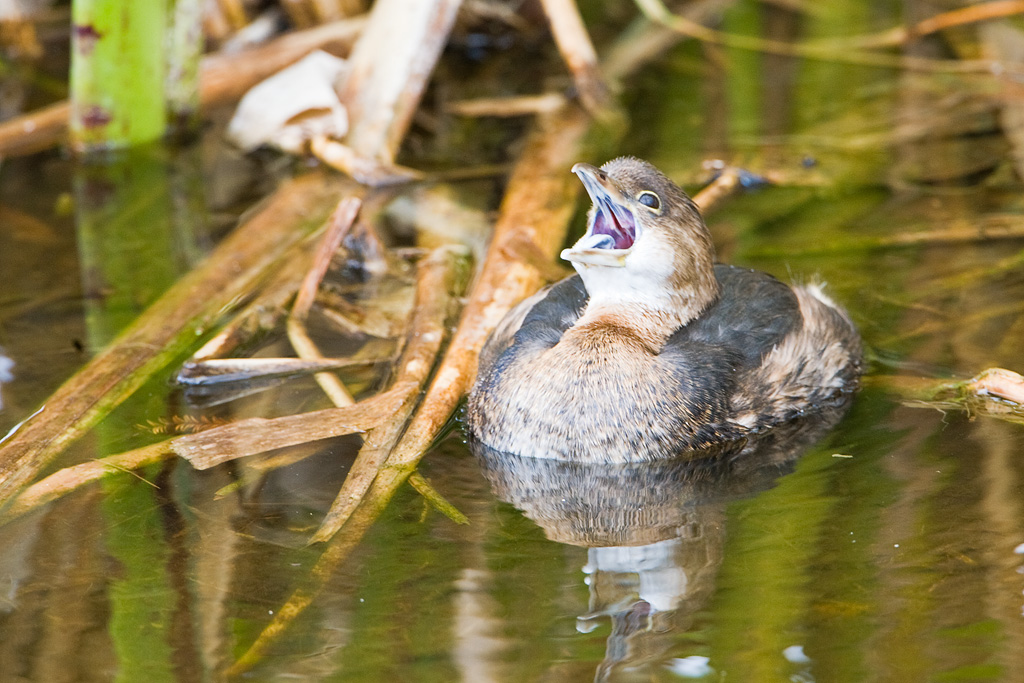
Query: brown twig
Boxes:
[
  {"xmin": 310, "ymin": 135, "xmax": 424, "ymax": 186},
  {"xmin": 176, "ymin": 357, "xmax": 380, "ymax": 385},
  {"xmin": 691, "ymin": 166, "xmax": 751, "ymax": 214},
  {"xmin": 287, "ymin": 197, "xmax": 363, "ymax": 407},
  {"xmin": 293, "ymin": 198, "xmax": 362, "ymax": 318},
  {"xmin": 0, "ymin": 100, "xmax": 71, "ymax": 158},
  {"xmin": 843, "ymin": 0, "xmax": 1024, "ymax": 49},
  {"xmin": 310, "ymin": 246, "xmax": 466, "ymax": 542}
]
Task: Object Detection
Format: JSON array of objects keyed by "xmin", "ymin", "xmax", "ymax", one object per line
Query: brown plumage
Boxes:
[{"xmin": 467, "ymin": 157, "xmax": 862, "ymax": 463}]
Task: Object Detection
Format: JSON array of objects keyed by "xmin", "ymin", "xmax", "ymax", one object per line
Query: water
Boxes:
[{"xmin": 2, "ymin": 1, "xmax": 1024, "ymax": 681}]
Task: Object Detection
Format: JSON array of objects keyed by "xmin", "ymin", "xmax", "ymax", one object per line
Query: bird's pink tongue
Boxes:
[{"xmin": 590, "ymin": 207, "xmax": 635, "ymax": 249}]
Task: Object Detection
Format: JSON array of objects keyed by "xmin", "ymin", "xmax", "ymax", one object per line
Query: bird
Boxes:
[{"xmin": 466, "ymin": 157, "xmax": 862, "ymax": 463}]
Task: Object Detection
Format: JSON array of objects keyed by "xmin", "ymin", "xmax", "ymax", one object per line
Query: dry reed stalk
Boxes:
[
  {"xmin": 171, "ymin": 387, "xmax": 407, "ymax": 469},
  {"xmin": 539, "ymin": 0, "xmax": 611, "ymax": 114},
  {"xmin": 338, "ymin": 0, "xmax": 462, "ymax": 163},
  {"xmin": 691, "ymin": 167, "xmax": 754, "ymax": 213},
  {"xmin": 446, "ymin": 93, "xmax": 568, "ymax": 117},
  {"xmin": 220, "ymin": 247, "xmax": 467, "ymax": 676},
  {"xmin": 185, "ymin": 238, "xmax": 325, "ymax": 363},
  {"xmin": 4, "ymin": 441, "xmax": 174, "ymax": 520}
]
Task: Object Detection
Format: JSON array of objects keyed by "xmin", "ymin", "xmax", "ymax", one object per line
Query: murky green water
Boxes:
[{"xmin": 3, "ymin": 1, "xmax": 1024, "ymax": 681}]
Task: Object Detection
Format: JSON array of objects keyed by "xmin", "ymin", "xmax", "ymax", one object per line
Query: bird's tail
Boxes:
[{"xmin": 733, "ymin": 283, "xmax": 862, "ymax": 429}]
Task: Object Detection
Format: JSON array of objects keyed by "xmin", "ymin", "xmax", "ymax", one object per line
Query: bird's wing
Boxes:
[
  {"xmin": 477, "ymin": 275, "xmax": 588, "ymax": 376},
  {"xmin": 674, "ymin": 264, "xmax": 802, "ymax": 368}
]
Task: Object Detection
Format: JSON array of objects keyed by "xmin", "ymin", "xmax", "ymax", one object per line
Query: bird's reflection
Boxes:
[{"xmin": 471, "ymin": 403, "xmax": 851, "ymax": 682}]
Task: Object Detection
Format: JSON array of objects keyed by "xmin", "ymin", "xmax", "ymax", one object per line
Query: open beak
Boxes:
[{"xmin": 560, "ymin": 163, "xmax": 639, "ymax": 268}]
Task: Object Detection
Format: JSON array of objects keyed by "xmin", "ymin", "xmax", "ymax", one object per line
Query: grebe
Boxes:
[{"xmin": 467, "ymin": 157, "xmax": 861, "ymax": 463}]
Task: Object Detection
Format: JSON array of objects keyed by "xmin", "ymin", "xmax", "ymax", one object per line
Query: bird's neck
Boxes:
[
  {"xmin": 568, "ymin": 306, "xmax": 678, "ymax": 352},
  {"xmin": 571, "ymin": 283, "xmax": 719, "ymax": 352}
]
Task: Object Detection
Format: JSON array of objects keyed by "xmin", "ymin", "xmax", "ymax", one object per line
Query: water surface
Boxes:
[{"xmin": 2, "ymin": 1, "xmax": 1024, "ymax": 681}]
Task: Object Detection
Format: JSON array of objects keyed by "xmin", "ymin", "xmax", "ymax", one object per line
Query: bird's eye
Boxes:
[{"xmin": 638, "ymin": 191, "xmax": 661, "ymax": 211}]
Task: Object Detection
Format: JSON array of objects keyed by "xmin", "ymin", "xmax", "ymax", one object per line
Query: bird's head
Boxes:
[{"xmin": 562, "ymin": 157, "xmax": 719, "ymax": 326}]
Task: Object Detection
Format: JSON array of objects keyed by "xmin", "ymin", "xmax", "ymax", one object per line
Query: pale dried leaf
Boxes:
[{"xmin": 227, "ymin": 50, "xmax": 349, "ymax": 153}]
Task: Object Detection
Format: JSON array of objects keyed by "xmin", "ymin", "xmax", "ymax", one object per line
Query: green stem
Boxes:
[{"xmin": 70, "ymin": 0, "xmax": 168, "ymax": 152}]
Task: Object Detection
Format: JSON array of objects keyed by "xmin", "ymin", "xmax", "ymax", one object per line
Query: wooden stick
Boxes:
[
  {"xmin": 0, "ymin": 101, "xmax": 72, "ymax": 158},
  {"xmin": 834, "ymin": 0, "xmax": 1024, "ymax": 49},
  {"xmin": 691, "ymin": 166, "xmax": 760, "ymax": 213},
  {"xmin": 310, "ymin": 135, "xmax": 424, "ymax": 186},
  {"xmin": 0, "ymin": 16, "xmax": 366, "ymax": 157}
]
